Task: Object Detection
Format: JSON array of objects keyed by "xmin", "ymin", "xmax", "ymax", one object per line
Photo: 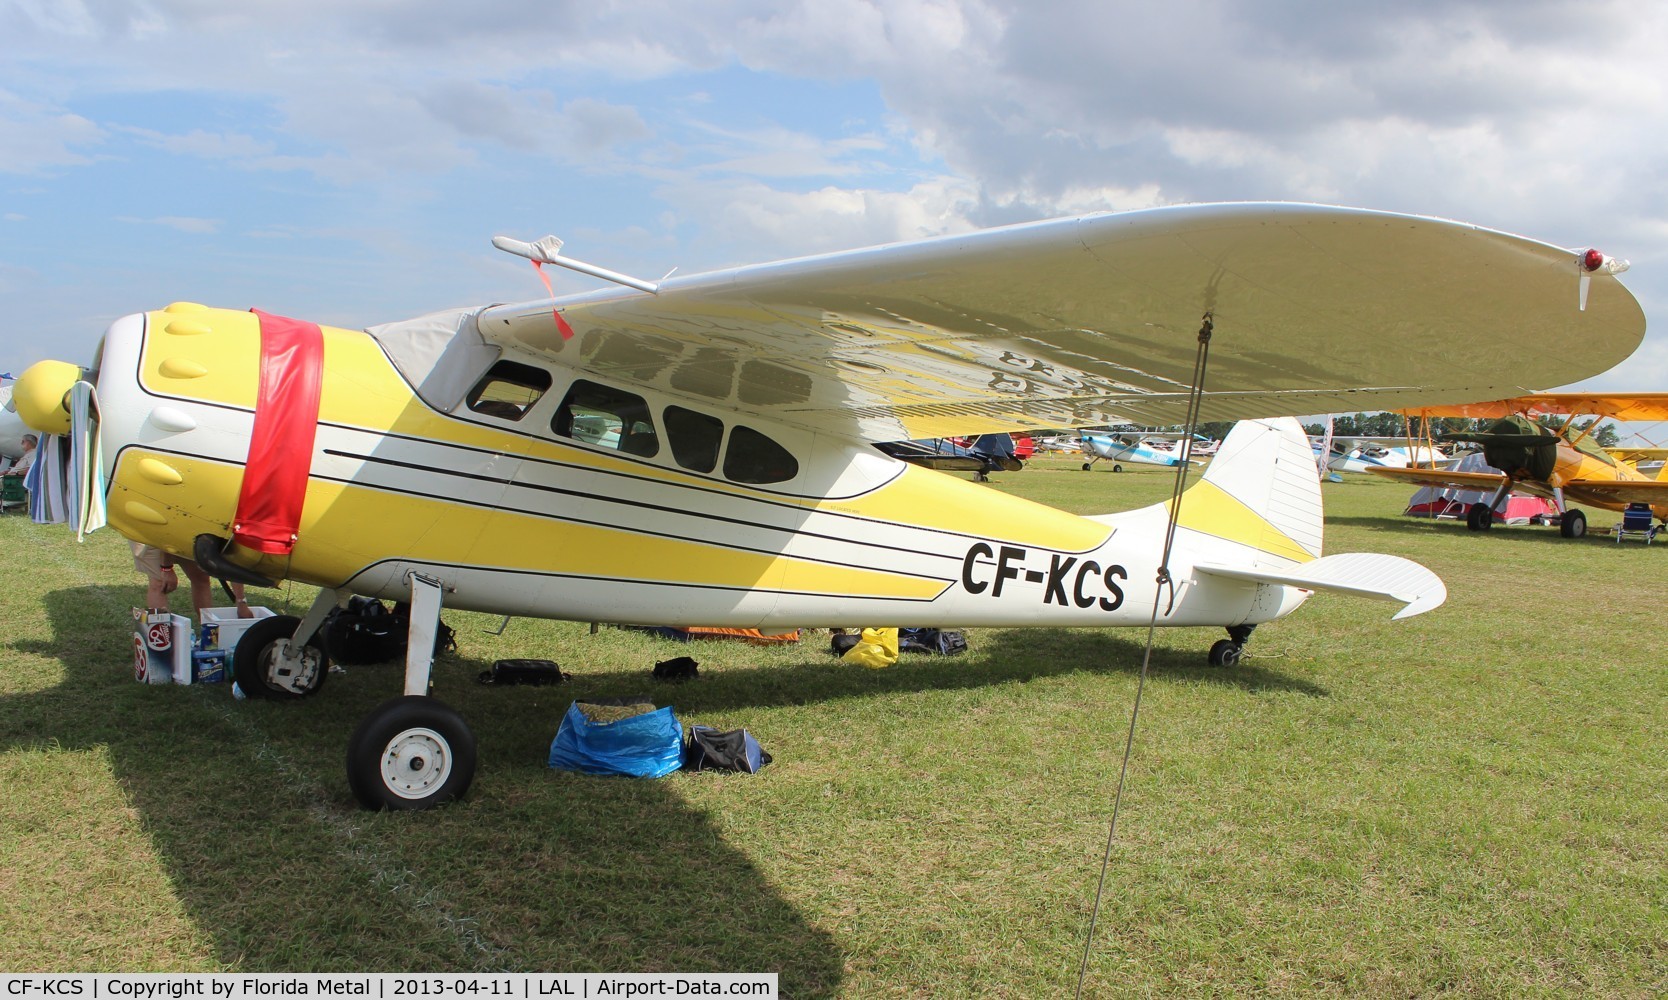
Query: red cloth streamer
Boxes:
[
  {"xmin": 531, "ymin": 261, "xmax": 575, "ymax": 339},
  {"xmin": 231, "ymin": 309, "xmax": 324, "ymax": 555}
]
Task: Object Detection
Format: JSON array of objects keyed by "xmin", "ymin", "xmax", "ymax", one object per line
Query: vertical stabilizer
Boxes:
[{"xmin": 1176, "ymin": 417, "xmax": 1324, "ymax": 564}]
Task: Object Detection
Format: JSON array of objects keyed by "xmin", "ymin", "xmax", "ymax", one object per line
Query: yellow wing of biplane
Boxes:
[
  {"xmin": 1366, "ymin": 466, "xmax": 1510, "ymax": 493},
  {"xmin": 470, "ymin": 203, "xmax": 1646, "ymax": 442},
  {"xmin": 1397, "ymin": 394, "xmax": 1668, "ymax": 421},
  {"xmin": 1559, "ymin": 479, "xmax": 1668, "ymax": 505}
]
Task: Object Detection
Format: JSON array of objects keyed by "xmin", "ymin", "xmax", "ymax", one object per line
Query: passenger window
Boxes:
[
  {"xmin": 724, "ymin": 425, "xmax": 798, "ymax": 484},
  {"xmin": 553, "ymin": 380, "xmax": 659, "ymax": 458},
  {"xmin": 465, "ymin": 360, "xmax": 551, "ymax": 421},
  {"xmin": 663, "ymin": 405, "xmax": 724, "ymax": 473}
]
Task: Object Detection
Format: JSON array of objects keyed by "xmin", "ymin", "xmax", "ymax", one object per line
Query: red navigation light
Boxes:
[{"xmin": 1581, "ymin": 248, "xmax": 1606, "ymax": 272}]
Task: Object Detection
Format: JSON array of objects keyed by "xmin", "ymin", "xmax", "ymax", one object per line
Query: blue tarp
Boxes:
[{"xmin": 548, "ymin": 702, "xmax": 683, "ymax": 778}]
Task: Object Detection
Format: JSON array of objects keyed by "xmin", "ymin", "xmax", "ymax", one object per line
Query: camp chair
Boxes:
[
  {"xmin": 0, "ymin": 475, "xmax": 26, "ymax": 515},
  {"xmin": 1615, "ymin": 503, "xmax": 1657, "ymax": 544}
]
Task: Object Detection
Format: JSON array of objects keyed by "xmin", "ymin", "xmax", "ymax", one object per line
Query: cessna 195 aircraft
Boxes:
[
  {"xmin": 12, "ymin": 203, "xmax": 1645, "ymax": 809},
  {"xmin": 1370, "ymin": 394, "xmax": 1668, "ymax": 537}
]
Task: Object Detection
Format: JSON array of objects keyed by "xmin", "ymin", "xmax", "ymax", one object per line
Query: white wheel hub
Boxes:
[{"xmin": 380, "ymin": 726, "xmax": 452, "ymax": 799}]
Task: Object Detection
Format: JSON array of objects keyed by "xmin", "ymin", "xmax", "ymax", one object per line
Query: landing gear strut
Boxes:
[
  {"xmin": 1207, "ymin": 624, "xmax": 1256, "ymax": 667},
  {"xmin": 343, "ymin": 572, "xmax": 477, "ymax": 810},
  {"xmin": 232, "ymin": 594, "xmax": 339, "ymax": 698}
]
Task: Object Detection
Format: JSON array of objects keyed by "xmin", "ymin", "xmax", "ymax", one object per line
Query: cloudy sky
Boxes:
[{"xmin": 4, "ymin": 0, "xmax": 1665, "ymax": 433}]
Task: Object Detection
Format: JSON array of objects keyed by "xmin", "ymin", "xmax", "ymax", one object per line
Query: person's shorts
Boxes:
[{"xmin": 131, "ymin": 542, "xmax": 170, "ymax": 582}]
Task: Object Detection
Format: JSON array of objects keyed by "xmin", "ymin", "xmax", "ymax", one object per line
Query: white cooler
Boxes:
[{"xmin": 200, "ymin": 605, "xmax": 277, "ymax": 653}]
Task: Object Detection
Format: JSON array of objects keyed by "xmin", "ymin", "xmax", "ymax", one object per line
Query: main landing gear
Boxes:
[
  {"xmin": 1559, "ymin": 509, "xmax": 1587, "ymax": 539},
  {"xmin": 236, "ymin": 573, "xmax": 477, "ymax": 810},
  {"xmin": 1207, "ymin": 624, "xmax": 1255, "ymax": 667}
]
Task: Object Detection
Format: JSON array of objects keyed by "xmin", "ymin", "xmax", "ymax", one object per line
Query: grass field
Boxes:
[{"xmin": 2, "ymin": 459, "xmax": 1665, "ymax": 995}]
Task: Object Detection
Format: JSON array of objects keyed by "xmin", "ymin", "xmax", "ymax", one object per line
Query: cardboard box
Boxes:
[
  {"xmin": 199, "ymin": 605, "xmax": 276, "ymax": 653},
  {"xmin": 192, "ymin": 649, "xmax": 228, "ymax": 684},
  {"xmin": 132, "ymin": 609, "xmax": 192, "ymax": 685}
]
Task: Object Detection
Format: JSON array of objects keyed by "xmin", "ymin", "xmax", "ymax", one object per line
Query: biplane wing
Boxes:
[
  {"xmin": 1366, "ymin": 466, "xmax": 1510, "ymax": 493},
  {"xmin": 476, "ymin": 203, "xmax": 1644, "ymax": 442},
  {"xmin": 1560, "ymin": 479, "xmax": 1668, "ymax": 506},
  {"xmin": 1398, "ymin": 394, "xmax": 1668, "ymax": 422}
]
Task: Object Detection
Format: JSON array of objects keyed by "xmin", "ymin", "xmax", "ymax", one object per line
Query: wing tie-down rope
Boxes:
[{"xmin": 1074, "ymin": 313, "xmax": 1213, "ymax": 998}]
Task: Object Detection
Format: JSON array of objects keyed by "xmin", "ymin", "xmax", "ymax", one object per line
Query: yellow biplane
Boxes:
[{"xmin": 1371, "ymin": 394, "xmax": 1668, "ymax": 538}]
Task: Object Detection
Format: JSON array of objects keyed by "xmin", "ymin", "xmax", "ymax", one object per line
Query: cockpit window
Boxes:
[
  {"xmin": 724, "ymin": 425, "xmax": 798, "ymax": 484},
  {"xmin": 465, "ymin": 360, "xmax": 551, "ymax": 421},
  {"xmin": 554, "ymin": 379, "xmax": 659, "ymax": 458},
  {"xmin": 663, "ymin": 405, "xmax": 724, "ymax": 473}
]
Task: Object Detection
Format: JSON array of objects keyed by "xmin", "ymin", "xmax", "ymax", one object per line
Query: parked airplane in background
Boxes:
[
  {"xmin": 1370, "ymin": 394, "xmax": 1668, "ymax": 537},
  {"xmin": 12, "ymin": 203, "xmax": 1645, "ymax": 809},
  {"xmin": 879, "ymin": 433, "xmax": 1023, "ymax": 481},
  {"xmin": 0, "ymin": 379, "xmax": 26, "ymax": 466},
  {"xmin": 1078, "ymin": 430, "xmax": 1200, "ymax": 472},
  {"xmin": 1321, "ymin": 439, "xmax": 1456, "ymax": 474}
]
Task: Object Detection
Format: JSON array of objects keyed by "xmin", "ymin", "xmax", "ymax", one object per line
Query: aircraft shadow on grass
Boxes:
[
  {"xmin": 9, "ymin": 585, "xmax": 845, "ymax": 989},
  {"xmin": 601, "ymin": 626, "xmax": 1331, "ymax": 714},
  {"xmin": 8, "ymin": 584, "xmax": 1325, "ymax": 979}
]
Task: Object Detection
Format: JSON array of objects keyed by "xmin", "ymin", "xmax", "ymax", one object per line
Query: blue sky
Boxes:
[{"xmin": 5, "ymin": 0, "xmax": 1667, "ymax": 440}]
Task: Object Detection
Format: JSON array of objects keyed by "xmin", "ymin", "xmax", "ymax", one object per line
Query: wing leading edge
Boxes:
[{"xmin": 472, "ymin": 203, "xmax": 1646, "ymax": 442}]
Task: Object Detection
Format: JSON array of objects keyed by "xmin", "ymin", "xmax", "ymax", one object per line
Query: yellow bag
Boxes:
[{"xmin": 841, "ymin": 627, "xmax": 900, "ymax": 669}]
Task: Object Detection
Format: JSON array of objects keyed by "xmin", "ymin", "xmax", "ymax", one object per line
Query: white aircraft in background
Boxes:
[
  {"xmin": 12, "ymin": 203, "xmax": 1644, "ymax": 809},
  {"xmin": 1321, "ymin": 439, "xmax": 1457, "ymax": 474},
  {"xmin": 1078, "ymin": 430, "xmax": 1202, "ymax": 472},
  {"xmin": 0, "ymin": 380, "xmax": 26, "ymax": 467}
]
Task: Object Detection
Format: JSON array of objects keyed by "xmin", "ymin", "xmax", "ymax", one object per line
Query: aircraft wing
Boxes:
[
  {"xmin": 472, "ymin": 203, "xmax": 1645, "ymax": 443},
  {"xmin": 1366, "ymin": 466, "xmax": 1510, "ymax": 492},
  {"xmin": 1562, "ymin": 479, "xmax": 1668, "ymax": 505},
  {"xmin": 1398, "ymin": 393, "xmax": 1668, "ymax": 421}
]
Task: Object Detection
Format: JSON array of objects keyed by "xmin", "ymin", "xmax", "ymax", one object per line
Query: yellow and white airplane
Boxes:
[
  {"xmin": 12, "ymin": 203, "xmax": 1645, "ymax": 808},
  {"xmin": 1371, "ymin": 394, "xmax": 1668, "ymax": 537}
]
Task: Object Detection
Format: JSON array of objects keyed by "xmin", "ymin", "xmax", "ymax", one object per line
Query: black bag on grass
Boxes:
[
  {"xmin": 322, "ymin": 597, "xmax": 456, "ymax": 665},
  {"xmin": 653, "ymin": 655, "xmax": 699, "ymax": 682},
  {"xmin": 479, "ymin": 659, "xmax": 569, "ymax": 686},
  {"xmin": 684, "ymin": 725, "xmax": 772, "ymax": 773}
]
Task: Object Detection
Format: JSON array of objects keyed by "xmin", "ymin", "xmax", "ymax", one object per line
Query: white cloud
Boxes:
[
  {"xmin": 113, "ymin": 214, "xmax": 221, "ymax": 233},
  {"xmin": 0, "ymin": 90, "xmax": 105, "ymax": 174}
]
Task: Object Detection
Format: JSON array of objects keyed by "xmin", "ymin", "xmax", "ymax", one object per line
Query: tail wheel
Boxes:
[
  {"xmin": 347, "ymin": 696, "xmax": 476, "ymax": 810},
  {"xmin": 1560, "ymin": 509, "xmax": 1587, "ymax": 539},
  {"xmin": 232, "ymin": 614, "xmax": 329, "ymax": 699}
]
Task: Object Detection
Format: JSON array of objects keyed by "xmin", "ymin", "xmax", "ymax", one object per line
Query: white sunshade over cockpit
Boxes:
[{"xmin": 365, "ymin": 306, "xmax": 501, "ymax": 414}]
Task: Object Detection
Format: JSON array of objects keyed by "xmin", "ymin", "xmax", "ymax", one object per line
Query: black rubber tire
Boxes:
[
  {"xmin": 1466, "ymin": 503, "xmax": 1493, "ymax": 531},
  {"xmin": 346, "ymin": 696, "xmax": 476, "ymax": 810},
  {"xmin": 1112, "ymin": 464, "xmax": 1123, "ymax": 473},
  {"xmin": 1208, "ymin": 639, "xmax": 1242, "ymax": 667},
  {"xmin": 1560, "ymin": 509, "xmax": 1587, "ymax": 539},
  {"xmin": 232, "ymin": 614, "xmax": 329, "ymax": 699},
  {"xmin": 1082, "ymin": 462, "xmax": 1092, "ymax": 471}
]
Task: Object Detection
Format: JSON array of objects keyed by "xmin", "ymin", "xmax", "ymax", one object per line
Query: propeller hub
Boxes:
[{"xmin": 13, "ymin": 359, "xmax": 82, "ymax": 435}]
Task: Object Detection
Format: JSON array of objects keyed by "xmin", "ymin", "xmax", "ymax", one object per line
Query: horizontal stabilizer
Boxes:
[{"xmin": 1195, "ymin": 552, "xmax": 1447, "ymax": 620}]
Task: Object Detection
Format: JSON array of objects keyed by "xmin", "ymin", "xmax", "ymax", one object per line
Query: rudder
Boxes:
[{"xmin": 1182, "ymin": 417, "xmax": 1323, "ymax": 563}]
